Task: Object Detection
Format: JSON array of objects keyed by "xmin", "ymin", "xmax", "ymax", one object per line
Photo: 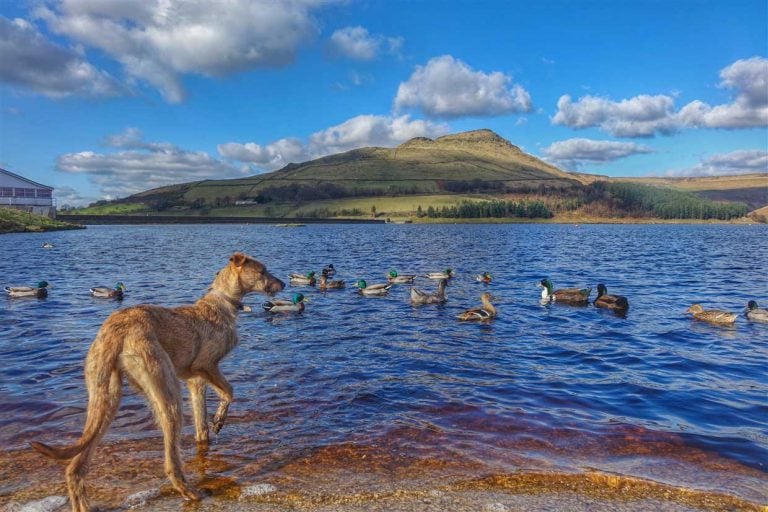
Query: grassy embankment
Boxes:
[{"xmin": 0, "ymin": 208, "xmax": 85, "ymax": 234}]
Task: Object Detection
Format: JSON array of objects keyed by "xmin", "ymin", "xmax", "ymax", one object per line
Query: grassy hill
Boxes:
[
  {"xmin": 0, "ymin": 208, "xmax": 85, "ymax": 234},
  {"xmin": 69, "ymin": 129, "xmax": 766, "ymax": 222}
]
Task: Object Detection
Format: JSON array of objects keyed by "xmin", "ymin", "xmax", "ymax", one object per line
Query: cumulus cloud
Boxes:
[
  {"xmin": 541, "ymin": 138, "xmax": 654, "ymax": 171},
  {"xmin": 553, "ymin": 57, "xmax": 768, "ymax": 136},
  {"xmin": 328, "ymin": 26, "xmax": 403, "ymax": 60},
  {"xmin": 35, "ymin": 0, "xmax": 328, "ymax": 102},
  {"xmin": 0, "ymin": 16, "xmax": 123, "ymax": 98},
  {"xmin": 394, "ymin": 55, "xmax": 532, "ymax": 118},
  {"xmin": 552, "ymin": 94, "xmax": 679, "ymax": 137},
  {"xmin": 57, "ymin": 128, "xmax": 246, "ymax": 198},
  {"xmin": 667, "ymin": 150, "xmax": 768, "ymax": 177},
  {"xmin": 218, "ymin": 114, "xmax": 449, "ymax": 170}
]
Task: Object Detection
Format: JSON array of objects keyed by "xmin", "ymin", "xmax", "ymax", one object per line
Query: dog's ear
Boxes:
[{"xmin": 230, "ymin": 252, "xmax": 247, "ymax": 267}]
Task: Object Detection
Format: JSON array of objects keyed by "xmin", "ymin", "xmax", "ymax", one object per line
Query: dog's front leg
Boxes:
[
  {"xmin": 201, "ymin": 367, "xmax": 233, "ymax": 434},
  {"xmin": 187, "ymin": 377, "xmax": 209, "ymax": 445}
]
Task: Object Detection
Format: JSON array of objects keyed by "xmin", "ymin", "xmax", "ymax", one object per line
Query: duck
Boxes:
[
  {"xmin": 5, "ymin": 281, "xmax": 49, "ymax": 298},
  {"xmin": 411, "ymin": 278, "xmax": 447, "ymax": 305},
  {"xmin": 262, "ymin": 292, "xmax": 306, "ymax": 313},
  {"xmin": 289, "ymin": 271, "xmax": 316, "ymax": 286},
  {"xmin": 538, "ymin": 278, "xmax": 591, "ymax": 305},
  {"xmin": 476, "ymin": 272, "xmax": 492, "ymax": 284},
  {"xmin": 457, "ymin": 292, "xmax": 497, "ymax": 321},
  {"xmin": 387, "ymin": 270, "xmax": 416, "ymax": 284},
  {"xmin": 744, "ymin": 301, "xmax": 768, "ymax": 323},
  {"xmin": 686, "ymin": 304, "xmax": 737, "ymax": 326},
  {"xmin": 318, "ymin": 272, "xmax": 345, "ymax": 290},
  {"xmin": 426, "ymin": 268, "xmax": 455, "ymax": 279},
  {"xmin": 90, "ymin": 282, "xmax": 126, "ymax": 299},
  {"xmin": 323, "ymin": 264, "xmax": 336, "ymax": 276},
  {"xmin": 41, "ymin": 242, "xmax": 54, "ymax": 249},
  {"xmin": 356, "ymin": 279, "xmax": 392, "ymax": 296},
  {"xmin": 593, "ymin": 283, "xmax": 629, "ymax": 313}
]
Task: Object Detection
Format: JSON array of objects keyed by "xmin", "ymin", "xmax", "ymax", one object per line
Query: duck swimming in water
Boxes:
[
  {"xmin": 356, "ymin": 279, "xmax": 392, "ymax": 296},
  {"xmin": 387, "ymin": 270, "xmax": 416, "ymax": 284},
  {"xmin": 744, "ymin": 301, "xmax": 768, "ymax": 323},
  {"xmin": 289, "ymin": 271, "xmax": 316, "ymax": 286},
  {"xmin": 593, "ymin": 283, "xmax": 629, "ymax": 313},
  {"xmin": 457, "ymin": 292, "xmax": 496, "ymax": 321},
  {"xmin": 90, "ymin": 282, "xmax": 126, "ymax": 299},
  {"xmin": 476, "ymin": 272, "xmax": 492, "ymax": 284},
  {"xmin": 263, "ymin": 292, "xmax": 306, "ymax": 313},
  {"xmin": 323, "ymin": 264, "xmax": 336, "ymax": 276},
  {"xmin": 5, "ymin": 281, "xmax": 49, "ymax": 298},
  {"xmin": 686, "ymin": 304, "xmax": 737, "ymax": 326},
  {"xmin": 411, "ymin": 278, "xmax": 447, "ymax": 305},
  {"xmin": 538, "ymin": 279, "xmax": 591, "ymax": 305},
  {"xmin": 426, "ymin": 269, "xmax": 454, "ymax": 280},
  {"xmin": 318, "ymin": 272, "xmax": 345, "ymax": 290}
]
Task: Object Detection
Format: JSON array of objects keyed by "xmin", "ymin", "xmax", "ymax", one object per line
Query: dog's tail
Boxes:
[{"xmin": 31, "ymin": 335, "xmax": 123, "ymax": 460}]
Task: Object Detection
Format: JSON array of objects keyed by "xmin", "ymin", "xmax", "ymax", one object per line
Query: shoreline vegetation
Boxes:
[{"xmin": 0, "ymin": 208, "xmax": 85, "ymax": 234}]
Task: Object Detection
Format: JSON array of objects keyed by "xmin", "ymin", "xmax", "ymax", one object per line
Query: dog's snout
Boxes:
[{"xmin": 269, "ymin": 277, "xmax": 286, "ymax": 294}]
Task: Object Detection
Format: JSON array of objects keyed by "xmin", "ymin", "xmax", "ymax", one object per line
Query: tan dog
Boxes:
[{"xmin": 31, "ymin": 252, "xmax": 284, "ymax": 512}]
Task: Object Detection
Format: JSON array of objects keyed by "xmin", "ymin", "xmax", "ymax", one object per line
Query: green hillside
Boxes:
[{"xmin": 71, "ymin": 129, "xmax": 764, "ymax": 222}]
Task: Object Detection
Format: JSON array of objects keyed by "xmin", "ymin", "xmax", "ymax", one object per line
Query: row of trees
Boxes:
[
  {"xmin": 419, "ymin": 200, "xmax": 553, "ymax": 219},
  {"xmin": 599, "ymin": 182, "xmax": 750, "ymax": 220}
]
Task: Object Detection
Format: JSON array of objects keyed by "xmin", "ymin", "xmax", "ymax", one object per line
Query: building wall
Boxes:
[{"xmin": 0, "ymin": 171, "xmax": 54, "ymax": 209}]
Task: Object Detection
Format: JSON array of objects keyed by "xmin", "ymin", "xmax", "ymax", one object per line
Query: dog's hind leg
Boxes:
[
  {"xmin": 66, "ymin": 368, "xmax": 122, "ymax": 512},
  {"xmin": 199, "ymin": 367, "xmax": 233, "ymax": 435},
  {"xmin": 123, "ymin": 345, "xmax": 204, "ymax": 502},
  {"xmin": 187, "ymin": 376, "xmax": 209, "ymax": 446}
]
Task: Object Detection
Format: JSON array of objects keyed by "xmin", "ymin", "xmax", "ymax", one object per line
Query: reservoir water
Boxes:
[{"xmin": 1, "ymin": 223, "xmax": 767, "ymax": 510}]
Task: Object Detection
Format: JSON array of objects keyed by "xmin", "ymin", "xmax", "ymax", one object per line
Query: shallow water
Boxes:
[{"xmin": 1, "ymin": 224, "xmax": 767, "ymax": 509}]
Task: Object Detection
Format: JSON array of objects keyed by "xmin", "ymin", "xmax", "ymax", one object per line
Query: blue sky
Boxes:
[{"xmin": 1, "ymin": 0, "xmax": 766, "ymax": 207}]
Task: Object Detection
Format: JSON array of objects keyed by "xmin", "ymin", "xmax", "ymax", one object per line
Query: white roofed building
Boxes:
[{"xmin": 0, "ymin": 168, "xmax": 56, "ymax": 218}]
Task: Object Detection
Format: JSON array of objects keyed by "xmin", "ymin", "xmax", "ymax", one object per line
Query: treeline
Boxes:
[
  {"xmin": 596, "ymin": 182, "xmax": 749, "ymax": 220},
  {"xmin": 420, "ymin": 200, "xmax": 553, "ymax": 219}
]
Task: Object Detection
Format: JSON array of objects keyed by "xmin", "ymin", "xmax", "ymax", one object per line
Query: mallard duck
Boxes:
[
  {"xmin": 411, "ymin": 278, "xmax": 447, "ymax": 305},
  {"xmin": 90, "ymin": 282, "xmax": 126, "ymax": 299},
  {"xmin": 426, "ymin": 268, "xmax": 454, "ymax": 279},
  {"xmin": 457, "ymin": 292, "xmax": 496, "ymax": 321},
  {"xmin": 538, "ymin": 278, "xmax": 591, "ymax": 305},
  {"xmin": 41, "ymin": 242, "xmax": 54, "ymax": 249},
  {"xmin": 476, "ymin": 272, "xmax": 492, "ymax": 284},
  {"xmin": 323, "ymin": 264, "xmax": 336, "ymax": 276},
  {"xmin": 262, "ymin": 292, "xmax": 306, "ymax": 313},
  {"xmin": 744, "ymin": 301, "xmax": 768, "ymax": 323},
  {"xmin": 686, "ymin": 304, "xmax": 737, "ymax": 326},
  {"xmin": 593, "ymin": 283, "xmax": 629, "ymax": 313},
  {"xmin": 387, "ymin": 270, "xmax": 416, "ymax": 284},
  {"xmin": 356, "ymin": 279, "xmax": 392, "ymax": 296},
  {"xmin": 5, "ymin": 281, "xmax": 49, "ymax": 298},
  {"xmin": 318, "ymin": 273, "xmax": 345, "ymax": 290},
  {"xmin": 289, "ymin": 271, "xmax": 316, "ymax": 286}
]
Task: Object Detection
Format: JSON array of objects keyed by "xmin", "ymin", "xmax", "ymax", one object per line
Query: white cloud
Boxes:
[
  {"xmin": 667, "ymin": 150, "xmax": 768, "ymax": 176},
  {"xmin": 552, "ymin": 94, "xmax": 679, "ymax": 137},
  {"xmin": 0, "ymin": 16, "xmax": 123, "ymax": 98},
  {"xmin": 57, "ymin": 128, "xmax": 246, "ymax": 198},
  {"xmin": 328, "ymin": 26, "xmax": 402, "ymax": 61},
  {"xmin": 218, "ymin": 114, "xmax": 449, "ymax": 170},
  {"xmin": 552, "ymin": 57, "xmax": 768, "ymax": 137},
  {"xmin": 35, "ymin": 0, "xmax": 329, "ymax": 102},
  {"xmin": 541, "ymin": 138, "xmax": 654, "ymax": 171},
  {"xmin": 394, "ymin": 55, "xmax": 532, "ymax": 118}
]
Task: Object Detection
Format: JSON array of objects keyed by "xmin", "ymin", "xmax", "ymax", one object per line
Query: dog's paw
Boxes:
[
  {"xmin": 211, "ymin": 417, "xmax": 225, "ymax": 434},
  {"xmin": 181, "ymin": 486, "xmax": 206, "ymax": 501}
]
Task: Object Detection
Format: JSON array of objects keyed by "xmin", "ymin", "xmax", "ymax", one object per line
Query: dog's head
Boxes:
[{"xmin": 228, "ymin": 252, "xmax": 285, "ymax": 296}]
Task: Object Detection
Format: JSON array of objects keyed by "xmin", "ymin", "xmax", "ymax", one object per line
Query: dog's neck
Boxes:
[{"xmin": 205, "ymin": 289, "xmax": 243, "ymax": 312}]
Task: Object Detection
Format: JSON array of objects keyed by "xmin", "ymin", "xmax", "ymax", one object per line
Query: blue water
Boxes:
[{"xmin": 1, "ymin": 224, "xmax": 767, "ymax": 503}]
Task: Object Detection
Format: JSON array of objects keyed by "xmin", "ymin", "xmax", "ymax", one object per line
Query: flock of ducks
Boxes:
[{"xmin": 5, "ymin": 265, "xmax": 766, "ymax": 326}]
